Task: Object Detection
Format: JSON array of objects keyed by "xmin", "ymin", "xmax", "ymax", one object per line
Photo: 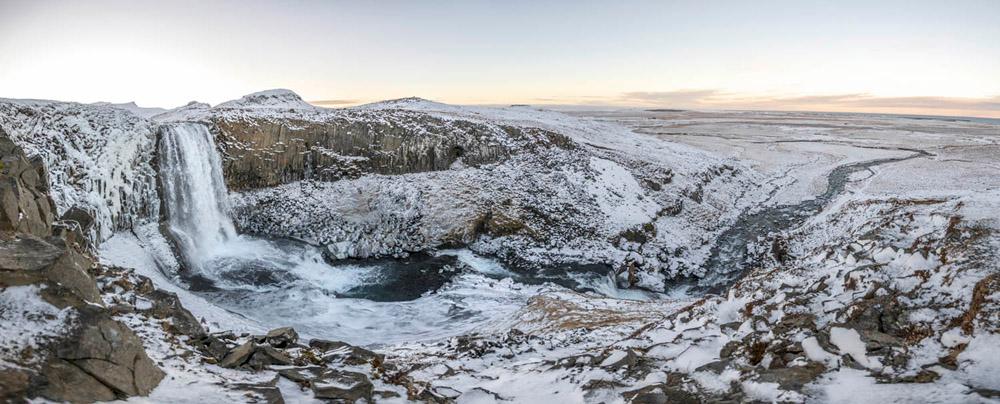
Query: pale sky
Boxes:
[{"xmin": 1, "ymin": 0, "xmax": 998, "ymax": 117}]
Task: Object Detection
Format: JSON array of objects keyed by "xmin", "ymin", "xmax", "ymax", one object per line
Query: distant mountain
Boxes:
[
  {"xmin": 91, "ymin": 101, "xmax": 168, "ymax": 118},
  {"xmin": 215, "ymin": 89, "xmax": 317, "ymax": 110}
]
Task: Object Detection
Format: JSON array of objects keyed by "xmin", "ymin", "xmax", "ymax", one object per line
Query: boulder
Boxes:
[
  {"xmin": 59, "ymin": 206, "xmax": 94, "ymax": 233},
  {"xmin": 246, "ymin": 346, "xmax": 294, "ymax": 370},
  {"xmin": 40, "ymin": 307, "xmax": 165, "ymax": 401},
  {"xmin": 309, "ymin": 339, "xmax": 383, "ymax": 366},
  {"xmin": 220, "ymin": 341, "xmax": 257, "ymax": 369},
  {"xmin": 220, "ymin": 341, "xmax": 294, "ymax": 371},
  {"xmin": 141, "ymin": 289, "xmax": 205, "ymax": 337},
  {"xmin": 277, "ymin": 366, "xmax": 328, "ymax": 384},
  {"xmin": 309, "ymin": 370, "xmax": 373, "ymax": 402},
  {"xmin": 0, "ymin": 234, "xmax": 101, "ymax": 305},
  {"xmin": 622, "ymin": 383, "xmax": 702, "ymax": 404},
  {"xmin": 265, "ymin": 327, "xmax": 298, "ymax": 348}
]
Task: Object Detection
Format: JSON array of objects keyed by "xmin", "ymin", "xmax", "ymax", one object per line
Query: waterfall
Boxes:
[{"xmin": 158, "ymin": 123, "xmax": 238, "ymax": 269}]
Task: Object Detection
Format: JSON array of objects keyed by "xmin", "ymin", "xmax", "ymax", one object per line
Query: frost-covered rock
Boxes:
[{"xmin": 0, "ymin": 99, "xmax": 160, "ymax": 242}]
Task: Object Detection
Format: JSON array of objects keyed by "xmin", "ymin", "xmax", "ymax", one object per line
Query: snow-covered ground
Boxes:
[{"xmin": 3, "ymin": 92, "xmax": 999, "ymax": 402}]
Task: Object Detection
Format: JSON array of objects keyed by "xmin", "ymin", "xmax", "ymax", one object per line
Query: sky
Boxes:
[{"xmin": 1, "ymin": 0, "xmax": 998, "ymax": 117}]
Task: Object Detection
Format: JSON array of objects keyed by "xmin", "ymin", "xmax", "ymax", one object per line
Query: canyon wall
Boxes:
[{"xmin": 207, "ymin": 114, "xmax": 570, "ymax": 191}]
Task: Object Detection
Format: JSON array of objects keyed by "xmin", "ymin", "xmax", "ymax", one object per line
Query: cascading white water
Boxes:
[{"xmin": 158, "ymin": 123, "xmax": 238, "ymax": 269}]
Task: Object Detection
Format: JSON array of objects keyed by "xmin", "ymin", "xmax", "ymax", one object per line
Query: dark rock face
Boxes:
[
  {"xmin": 42, "ymin": 307, "xmax": 165, "ymax": 400},
  {"xmin": 0, "ymin": 233, "xmax": 103, "ymax": 306},
  {"xmin": 309, "ymin": 339, "xmax": 383, "ymax": 366},
  {"xmin": 309, "ymin": 369, "xmax": 374, "ymax": 402},
  {"xmin": 206, "ymin": 115, "xmax": 567, "ymax": 191},
  {"xmin": 264, "ymin": 326, "xmax": 299, "ymax": 348},
  {"xmin": 0, "ymin": 129, "xmax": 55, "ymax": 237},
  {"xmin": 139, "ymin": 289, "xmax": 205, "ymax": 337}
]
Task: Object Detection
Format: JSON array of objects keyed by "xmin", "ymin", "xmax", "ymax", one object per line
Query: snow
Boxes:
[
  {"xmin": 957, "ymin": 333, "xmax": 1000, "ymax": 390},
  {"xmin": 741, "ymin": 381, "xmax": 804, "ymax": 403},
  {"xmin": 0, "ymin": 285, "xmax": 76, "ymax": 367},
  {"xmin": 92, "ymin": 101, "xmax": 168, "ymax": 119},
  {"xmin": 3, "ymin": 92, "xmax": 999, "ymax": 402},
  {"xmin": 0, "ymin": 98, "xmax": 161, "ymax": 242},
  {"xmin": 830, "ymin": 327, "xmax": 881, "ymax": 370},
  {"xmin": 802, "ymin": 337, "xmax": 840, "ymax": 367},
  {"xmin": 215, "ymin": 89, "xmax": 318, "ymax": 110},
  {"xmin": 807, "ymin": 368, "xmax": 988, "ymax": 404}
]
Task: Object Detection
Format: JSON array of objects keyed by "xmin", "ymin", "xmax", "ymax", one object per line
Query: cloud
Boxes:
[
  {"xmin": 601, "ymin": 90, "xmax": 1000, "ymax": 117},
  {"xmin": 619, "ymin": 89, "xmax": 722, "ymax": 105}
]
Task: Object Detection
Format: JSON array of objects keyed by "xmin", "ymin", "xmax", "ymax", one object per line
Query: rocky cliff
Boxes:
[
  {"xmin": 209, "ymin": 115, "xmax": 557, "ymax": 191},
  {"xmin": 0, "ymin": 127, "xmax": 166, "ymax": 401},
  {"xmin": 0, "ymin": 99, "xmax": 160, "ymax": 243},
  {"xmin": 162, "ymin": 91, "xmax": 573, "ymax": 191}
]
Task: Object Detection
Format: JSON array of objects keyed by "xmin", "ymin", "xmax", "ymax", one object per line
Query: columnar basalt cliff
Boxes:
[
  {"xmin": 209, "ymin": 116, "xmax": 563, "ymax": 191},
  {"xmin": 163, "ymin": 91, "xmax": 574, "ymax": 191}
]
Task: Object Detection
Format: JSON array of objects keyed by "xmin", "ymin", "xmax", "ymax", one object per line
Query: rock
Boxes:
[
  {"xmin": 0, "ymin": 234, "xmax": 101, "ymax": 305},
  {"xmin": 0, "ymin": 129, "xmax": 55, "ymax": 238},
  {"xmin": 277, "ymin": 366, "xmax": 328, "ymax": 384},
  {"xmin": 265, "ymin": 327, "xmax": 298, "ymax": 348},
  {"xmin": 41, "ymin": 360, "xmax": 117, "ymax": 402},
  {"xmin": 220, "ymin": 341, "xmax": 294, "ymax": 371},
  {"xmin": 209, "ymin": 116, "xmax": 521, "ymax": 191},
  {"xmin": 194, "ymin": 333, "xmax": 233, "ymax": 361},
  {"xmin": 59, "ymin": 206, "xmax": 94, "ymax": 233},
  {"xmin": 309, "ymin": 339, "xmax": 383, "ymax": 366},
  {"xmin": 754, "ymin": 363, "xmax": 825, "ymax": 391},
  {"xmin": 246, "ymin": 345, "xmax": 294, "ymax": 370},
  {"xmin": 220, "ymin": 341, "xmax": 257, "ymax": 369},
  {"xmin": 242, "ymin": 386, "xmax": 284, "ymax": 404},
  {"xmin": 552, "ymin": 354, "xmax": 597, "ymax": 369},
  {"xmin": 231, "ymin": 376, "xmax": 284, "ymax": 404},
  {"xmin": 309, "ymin": 370, "xmax": 373, "ymax": 402},
  {"xmin": 0, "ymin": 368, "xmax": 30, "ymax": 400},
  {"xmin": 142, "ymin": 289, "xmax": 205, "ymax": 337},
  {"xmin": 41, "ymin": 307, "xmax": 165, "ymax": 401},
  {"xmin": 44, "ymin": 248, "xmax": 102, "ymax": 304},
  {"xmin": 622, "ymin": 383, "xmax": 702, "ymax": 404},
  {"xmin": 0, "ymin": 234, "xmax": 63, "ymax": 272},
  {"xmin": 841, "ymin": 296, "xmax": 908, "ymax": 338},
  {"xmin": 600, "ymin": 349, "xmax": 639, "ymax": 370}
]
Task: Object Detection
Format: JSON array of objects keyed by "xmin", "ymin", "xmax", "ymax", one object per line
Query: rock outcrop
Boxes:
[
  {"xmin": 0, "ymin": 133, "xmax": 56, "ymax": 237},
  {"xmin": 207, "ymin": 114, "xmax": 561, "ymax": 191},
  {"xmin": 0, "ymin": 127, "xmax": 165, "ymax": 402}
]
